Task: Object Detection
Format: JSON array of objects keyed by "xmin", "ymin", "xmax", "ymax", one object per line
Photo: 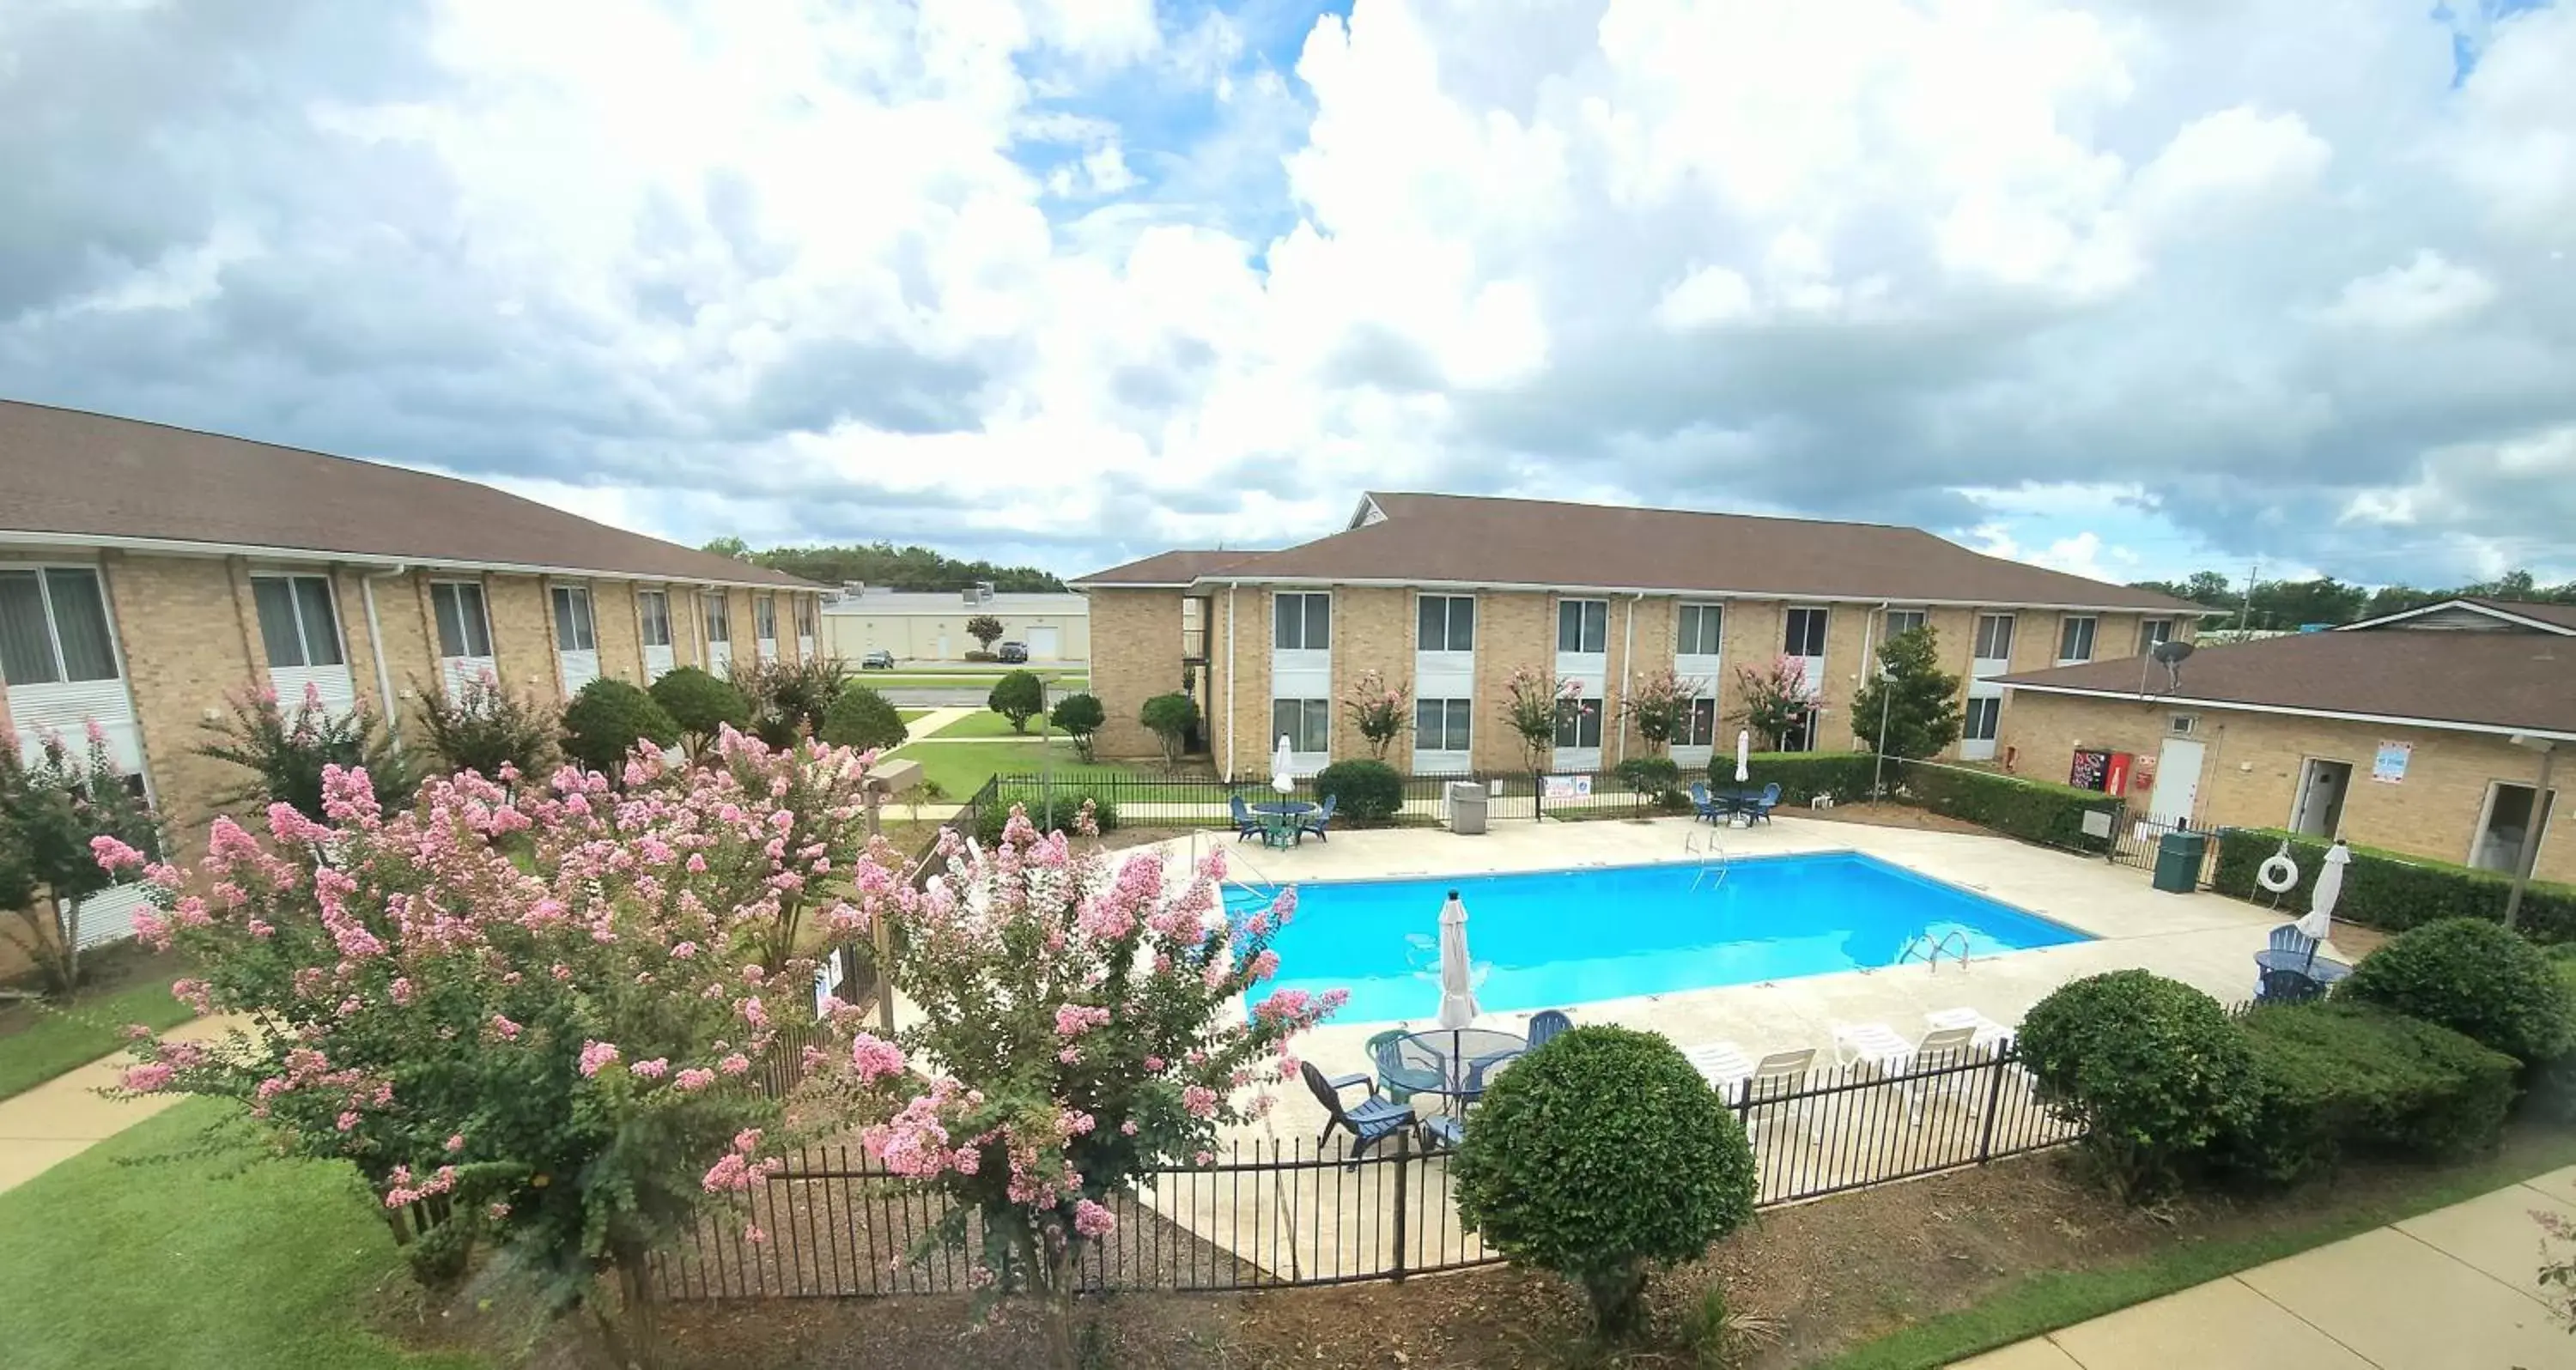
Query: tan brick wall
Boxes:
[
  {"xmin": 489, "ymin": 574, "xmax": 558, "ymax": 699},
  {"xmin": 1472, "ymin": 591, "xmax": 1551, "ymax": 772},
  {"xmin": 589, "ymin": 580, "xmax": 642, "ymax": 684},
  {"xmin": 1217, "ymin": 588, "xmax": 1271, "ymax": 779},
  {"xmin": 1998, "ymin": 690, "xmax": 2573, "ymax": 883},
  {"xmin": 1327, "ymin": 587, "xmax": 1408, "ymax": 764},
  {"xmin": 96, "ymin": 554, "xmax": 263, "ymax": 849},
  {"xmin": 1087, "ymin": 588, "xmax": 1185, "ymax": 759}
]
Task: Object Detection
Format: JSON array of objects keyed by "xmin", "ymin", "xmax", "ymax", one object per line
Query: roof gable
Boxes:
[{"xmin": 2339, "ymin": 597, "xmax": 2576, "ymax": 635}]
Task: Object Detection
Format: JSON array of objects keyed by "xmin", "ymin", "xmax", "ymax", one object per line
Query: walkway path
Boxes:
[
  {"xmin": 1957, "ymin": 1167, "xmax": 2576, "ymax": 1368},
  {"xmin": 0, "ymin": 1013, "xmax": 246, "ymax": 1195}
]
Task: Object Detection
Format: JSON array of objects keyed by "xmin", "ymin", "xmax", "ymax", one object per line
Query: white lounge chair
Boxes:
[
  {"xmin": 1684, "ymin": 1041, "xmax": 1820, "ymax": 1145},
  {"xmin": 1923, "ymin": 1007, "xmax": 2014, "ymax": 1051},
  {"xmin": 1832, "ymin": 1021, "xmax": 1980, "ymax": 1124}
]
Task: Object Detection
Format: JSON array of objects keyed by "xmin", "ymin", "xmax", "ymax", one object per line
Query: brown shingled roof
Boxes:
[
  {"xmin": 0, "ymin": 399, "xmax": 814, "ymax": 588},
  {"xmin": 1996, "ymin": 629, "xmax": 2576, "ymax": 737},
  {"xmin": 1094, "ymin": 491, "xmax": 2204, "ymax": 611},
  {"xmin": 1071, "ymin": 549, "xmax": 1271, "ymax": 586}
]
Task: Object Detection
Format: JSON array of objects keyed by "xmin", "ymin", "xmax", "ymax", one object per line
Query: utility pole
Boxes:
[{"xmin": 2237, "ymin": 559, "xmax": 2259, "ymax": 633}]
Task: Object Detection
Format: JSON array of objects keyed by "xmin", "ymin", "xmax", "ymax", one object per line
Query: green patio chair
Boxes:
[{"xmin": 1364, "ymin": 1028, "xmax": 1416, "ymax": 1105}]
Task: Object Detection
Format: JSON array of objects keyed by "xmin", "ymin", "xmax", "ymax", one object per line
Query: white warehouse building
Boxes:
[{"xmin": 819, "ymin": 585, "xmax": 1089, "ymax": 664}]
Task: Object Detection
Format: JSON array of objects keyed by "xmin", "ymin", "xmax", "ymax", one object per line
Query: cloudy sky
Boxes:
[{"xmin": 3, "ymin": 0, "xmax": 2571, "ymax": 586}]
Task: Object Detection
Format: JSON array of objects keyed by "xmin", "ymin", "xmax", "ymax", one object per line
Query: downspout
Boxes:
[
  {"xmin": 361, "ymin": 564, "xmax": 411, "ymax": 743},
  {"xmin": 1863, "ymin": 602, "xmax": 1889, "ymax": 798},
  {"xmin": 1224, "ymin": 582, "xmax": 1239, "ymax": 783},
  {"xmin": 1617, "ymin": 593, "xmax": 1641, "ymax": 765}
]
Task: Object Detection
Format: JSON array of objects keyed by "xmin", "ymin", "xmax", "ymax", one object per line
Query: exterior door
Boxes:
[
  {"xmin": 2290, "ymin": 759, "xmax": 2351, "ymax": 838},
  {"xmin": 2148, "ymin": 737, "xmax": 2205, "ymax": 827},
  {"xmin": 1025, "ymin": 625, "xmax": 1061, "ymax": 659}
]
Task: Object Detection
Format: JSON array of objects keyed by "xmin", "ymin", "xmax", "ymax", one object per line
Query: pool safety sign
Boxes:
[
  {"xmin": 2372, "ymin": 741, "xmax": 2411, "ymax": 784},
  {"xmin": 1543, "ymin": 774, "xmax": 1594, "ymax": 800}
]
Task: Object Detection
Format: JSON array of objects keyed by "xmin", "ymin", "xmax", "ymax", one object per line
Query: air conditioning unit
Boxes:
[{"xmin": 959, "ymin": 582, "xmax": 996, "ymax": 606}]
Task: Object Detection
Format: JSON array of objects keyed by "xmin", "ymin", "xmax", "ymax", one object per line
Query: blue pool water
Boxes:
[{"xmin": 1242, "ymin": 853, "xmax": 2089, "ymax": 1022}]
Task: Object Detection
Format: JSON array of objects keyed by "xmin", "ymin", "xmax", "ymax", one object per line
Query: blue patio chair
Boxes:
[
  {"xmin": 2258, "ymin": 967, "xmax": 2324, "ymax": 1005},
  {"xmin": 1461, "ymin": 1048, "xmax": 1522, "ymax": 1104},
  {"xmin": 1364, "ymin": 1028, "xmax": 1416, "ymax": 1104},
  {"xmin": 2267, "ymin": 924, "xmax": 2318, "ymax": 969},
  {"xmin": 1229, "ymin": 794, "xmax": 1262, "ymax": 842},
  {"xmin": 1419, "ymin": 1113, "xmax": 1465, "ymax": 1151},
  {"xmin": 1300, "ymin": 1060, "xmax": 1415, "ymax": 1163},
  {"xmin": 1746, "ymin": 782, "xmax": 1783, "ymax": 825},
  {"xmin": 1300, "ymin": 792, "xmax": 1340, "ymax": 842},
  {"xmin": 1527, "ymin": 1009, "xmax": 1573, "ymax": 1049},
  {"xmin": 1689, "ymin": 782, "xmax": 1721, "ymax": 823}
]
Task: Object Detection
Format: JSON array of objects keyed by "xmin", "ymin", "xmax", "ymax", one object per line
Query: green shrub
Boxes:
[
  {"xmin": 2017, "ymin": 970, "xmax": 2252, "ymax": 1199},
  {"xmin": 1613, "ymin": 755, "xmax": 1685, "ymax": 808},
  {"xmin": 1887, "ymin": 759, "xmax": 2119, "ymax": 854},
  {"xmin": 647, "ymin": 667, "xmax": 750, "ymax": 751},
  {"xmin": 417, "ymin": 672, "xmax": 557, "ymax": 781},
  {"xmin": 818, "ymin": 685, "xmax": 908, "ymax": 753},
  {"xmin": 1048, "ymin": 693, "xmax": 1106, "ymax": 761},
  {"xmin": 1718, "ymin": 752, "xmax": 1877, "ymax": 804},
  {"xmin": 962, "ymin": 649, "xmax": 999, "ymax": 663},
  {"xmin": 558, "ymin": 678, "xmax": 679, "ymax": 777},
  {"xmin": 196, "ymin": 685, "xmax": 412, "ymax": 819},
  {"xmin": 1139, "ymin": 692, "xmax": 1199, "ymax": 768},
  {"xmin": 975, "ymin": 788, "xmax": 1120, "ymax": 844},
  {"xmin": 1313, "ymin": 759, "xmax": 1405, "ymax": 824},
  {"xmin": 2211, "ymin": 827, "xmax": 2576, "ymax": 943},
  {"xmin": 1453, "ymin": 1026, "xmax": 1758, "ymax": 1337},
  {"xmin": 2533, "ymin": 949, "xmax": 2576, "ymax": 1123},
  {"xmin": 987, "ymin": 670, "xmax": 1046, "ymax": 733},
  {"xmin": 2335, "ymin": 918, "xmax": 2576, "ymax": 1064},
  {"xmin": 2215, "ymin": 1003, "xmax": 2518, "ymax": 1186}
]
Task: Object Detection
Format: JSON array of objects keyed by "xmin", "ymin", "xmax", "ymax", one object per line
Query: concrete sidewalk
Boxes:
[
  {"xmin": 0, "ymin": 1013, "xmax": 244, "ymax": 1195},
  {"xmin": 1956, "ymin": 1167, "xmax": 2576, "ymax": 1369}
]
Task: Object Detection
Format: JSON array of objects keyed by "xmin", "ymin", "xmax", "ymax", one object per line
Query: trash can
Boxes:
[
  {"xmin": 2153, "ymin": 829, "xmax": 2206, "ymax": 894},
  {"xmin": 1447, "ymin": 781, "xmax": 1488, "ymax": 836}
]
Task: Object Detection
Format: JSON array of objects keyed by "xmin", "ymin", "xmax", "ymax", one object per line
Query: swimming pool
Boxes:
[{"xmin": 1242, "ymin": 852, "xmax": 2089, "ymax": 1021}]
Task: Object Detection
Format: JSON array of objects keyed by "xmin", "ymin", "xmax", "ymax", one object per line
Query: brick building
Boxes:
[
  {"xmin": 1072, "ymin": 493, "xmax": 2205, "ymax": 779},
  {"xmin": 1994, "ymin": 597, "xmax": 2573, "ymax": 883},
  {"xmin": 1, "ymin": 399, "xmax": 825, "ymax": 954}
]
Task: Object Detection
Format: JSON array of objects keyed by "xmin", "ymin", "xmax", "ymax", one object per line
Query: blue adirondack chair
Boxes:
[
  {"xmin": 1301, "ymin": 1060, "xmax": 1414, "ymax": 1162},
  {"xmin": 1745, "ymin": 782, "xmax": 1783, "ymax": 825},
  {"xmin": 1690, "ymin": 782, "xmax": 1722, "ymax": 823},
  {"xmin": 1229, "ymin": 794, "xmax": 1263, "ymax": 841},
  {"xmin": 1527, "ymin": 1009, "xmax": 1573, "ymax": 1049},
  {"xmin": 1300, "ymin": 792, "xmax": 1340, "ymax": 841}
]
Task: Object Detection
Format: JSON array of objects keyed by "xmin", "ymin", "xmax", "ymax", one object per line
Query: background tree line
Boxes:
[
  {"xmin": 700, "ymin": 536, "xmax": 1066, "ymax": 592},
  {"xmin": 2125, "ymin": 567, "xmax": 2576, "ymax": 631}
]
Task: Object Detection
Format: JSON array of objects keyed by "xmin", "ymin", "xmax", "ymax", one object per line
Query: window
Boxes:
[
  {"xmin": 2138, "ymin": 618, "xmax": 2174, "ymax": 653},
  {"xmin": 1884, "ymin": 609, "xmax": 1928, "ymax": 639},
  {"xmin": 638, "ymin": 591, "xmax": 672, "ymax": 648},
  {"xmin": 552, "ymin": 586, "xmax": 597, "ymax": 652},
  {"xmin": 1417, "ymin": 595, "xmax": 1475, "ymax": 652},
  {"xmin": 2169, "ymin": 714, "xmax": 2199, "ymax": 736},
  {"xmin": 1679, "ymin": 696, "xmax": 1718, "ymax": 747},
  {"xmin": 1273, "ymin": 592, "xmax": 1331, "ymax": 651},
  {"xmin": 2057, "ymin": 615, "xmax": 2097, "ymax": 663},
  {"xmin": 1965, "ymin": 696, "xmax": 2002, "ymax": 742},
  {"xmin": 756, "ymin": 595, "xmax": 778, "ymax": 641},
  {"xmin": 430, "ymin": 581, "xmax": 492, "ymax": 658},
  {"xmin": 1557, "ymin": 598, "xmax": 1608, "ymax": 654},
  {"xmin": 1974, "ymin": 613, "xmax": 2015, "ymax": 659},
  {"xmin": 702, "ymin": 591, "xmax": 732, "ymax": 644},
  {"xmin": 794, "ymin": 597, "xmax": 817, "ymax": 639},
  {"xmin": 1678, "ymin": 603, "xmax": 1723, "ymax": 656},
  {"xmin": 1553, "ymin": 695, "xmax": 1603, "ymax": 749},
  {"xmin": 251, "ymin": 574, "xmax": 345, "ymax": 669},
  {"xmin": 1783, "ymin": 607, "xmax": 1828, "ymax": 657},
  {"xmin": 1272, "ymin": 698, "xmax": 1328, "ymax": 752},
  {"xmin": 0, "ymin": 567, "xmax": 118, "ymax": 684},
  {"xmin": 1416, "ymin": 698, "xmax": 1473, "ymax": 752}
]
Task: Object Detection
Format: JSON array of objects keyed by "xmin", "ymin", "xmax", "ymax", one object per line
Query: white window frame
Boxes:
[
  {"xmin": 1416, "ymin": 594, "xmax": 1475, "ymax": 652},
  {"xmin": 1273, "ymin": 592, "xmax": 1332, "ymax": 652},
  {"xmin": 551, "ymin": 585, "xmax": 598, "ymax": 653},
  {"xmin": 2057, "ymin": 615, "xmax": 2098, "ymax": 666},
  {"xmin": 1678, "ymin": 696, "xmax": 1720, "ymax": 749},
  {"xmin": 1962, "ymin": 695, "xmax": 2002, "ymax": 759},
  {"xmin": 1552, "ymin": 694, "xmax": 1604, "ymax": 750},
  {"xmin": 1884, "ymin": 608, "xmax": 1929, "ymax": 639},
  {"xmin": 1556, "ymin": 598, "xmax": 1609, "ymax": 655},
  {"xmin": 637, "ymin": 590, "xmax": 672, "ymax": 649},
  {"xmin": 0, "ymin": 563, "xmax": 125, "ymax": 685},
  {"xmin": 1973, "ymin": 612, "xmax": 2015, "ymax": 663},
  {"xmin": 250, "ymin": 573, "xmax": 347, "ymax": 670},
  {"xmin": 428, "ymin": 579, "xmax": 496, "ymax": 699},
  {"xmin": 1271, "ymin": 697, "xmax": 1329, "ymax": 771},
  {"xmin": 1783, "ymin": 606, "xmax": 1830, "ymax": 658},
  {"xmin": 1676, "ymin": 603, "xmax": 1724, "ymax": 658},
  {"xmin": 2138, "ymin": 618, "xmax": 2175, "ymax": 654}
]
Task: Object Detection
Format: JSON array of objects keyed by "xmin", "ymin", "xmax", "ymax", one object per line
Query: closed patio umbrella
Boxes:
[
  {"xmin": 1735, "ymin": 730, "xmax": 1752, "ymax": 784},
  {"xmin": 2297, "ymin": 840, "xmax": 2348, "ymax": 943},
  {"xmin": 1437, "ymin": 891, "xmax": 1478, "ymax": 1029},
  {"xmin": 1273, "ymin": 733, "xmax": 1296, "ymax": 795}
]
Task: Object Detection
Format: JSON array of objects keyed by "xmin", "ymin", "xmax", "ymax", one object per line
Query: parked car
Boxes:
[
  {"xmin": 996, "ymin": 641, "xmax": 1030, "ymax": 663},
  {"xmin": 860, "ymin": 649, "xmax": 896, "ymax": 670}
]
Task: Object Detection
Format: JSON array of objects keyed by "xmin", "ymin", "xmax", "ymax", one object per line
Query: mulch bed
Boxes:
[{"xmin": 629, "ymin": 1126, "xmax": 2574, "ymax": 1369}]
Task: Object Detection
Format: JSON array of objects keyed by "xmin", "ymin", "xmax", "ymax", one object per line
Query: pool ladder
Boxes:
[
  {"xmin": 1899, "ymin": 930, "xmax": 1973, "ymax": 972},
  {"xmin": 1682, "ymin": 828, "xmax": 1729, "ymax": 892}
]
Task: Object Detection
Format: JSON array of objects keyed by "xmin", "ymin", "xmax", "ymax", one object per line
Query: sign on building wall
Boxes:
[{"xmin": 2372, "ymin": 741, "xmax": 2412, "ymax": 784}]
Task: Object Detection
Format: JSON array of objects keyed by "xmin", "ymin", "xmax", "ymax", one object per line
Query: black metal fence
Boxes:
[
  {"xmin": 982, "ymin": 767, "xmax": 1692, "ymax": 832},
  {"xmin": 651, "ymin": 1040, "xmax": 2077, "ymax": 1300}
]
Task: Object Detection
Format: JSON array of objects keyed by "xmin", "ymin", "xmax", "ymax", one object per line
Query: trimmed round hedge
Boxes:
[
  {"xmin": 1453, "ymin": 1025, "xmax": 1757, "ymax": 1335},
  {"xmin": 559, "ymin": 677, "xmax": 680, "ymax": 776},
  {"xmin": 1313, "ymin": 759, "xmax": 1404, "ymax": 824},
  {"xmin": 819, "ymin": 685, "xmax": 908, "ymax": 753},
  {"xmin": 648, "ymin": 666, "xmax": 750, "ymax": 741},
  {"xmin": 2336, "ymin": 918, "xmax": 2576, "ymax": 1064},
  {"xmin": 2018, "ymin": 970, "xmax": 2252, "ymax": 1199}
]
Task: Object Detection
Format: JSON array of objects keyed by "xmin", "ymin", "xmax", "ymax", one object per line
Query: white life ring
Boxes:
[{"xmin": 2256, "ymin": 843, "xmax": 2300, "ymax": 894}]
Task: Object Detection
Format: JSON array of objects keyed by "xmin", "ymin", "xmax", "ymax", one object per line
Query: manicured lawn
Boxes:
[
  {"xmin": 0, "ymin": 1097, "xmax": 483, "ymax": 1370},
  {"xmin": 0, "ymin": 979, "xmax": 197, "ymax": 1101},
  {"xmin": 890, "ymin": 740, "xmax": 1149, "ymax": 799},
  {"xmin": 1814, "ymin": 1130, "xmax": 2576, "ymax": 1370},
  {"xmin": 896, "ymin": 709, "xmax": 930, "ymax": 723},
  {"xmin": 927, "ymin": 709, "xmax": 1050, "ymax": 739}
]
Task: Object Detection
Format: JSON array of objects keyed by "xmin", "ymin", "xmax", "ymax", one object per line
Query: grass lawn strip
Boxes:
[
  {"xmin": 0, "ymin": 979, "xmax": 197, "ymax": 1101},
  {"xmin": 926, "ymin": 709, "xmax": 1049, "ymax": 739},
  {"xmin": 0, "ymin": 1096, "xmax": 483, "ymax": 1370},
  {"xmin": 890, "ymin": 740, "xmax": 1139, "ymax": 798},
  {"xmin": 1814, "ymin": 1133, "xmax": 2576, "ymax": 1370}
]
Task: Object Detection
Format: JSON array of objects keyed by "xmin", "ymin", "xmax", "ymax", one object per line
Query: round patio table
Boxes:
[
  {"xmin": 1379, "ymin": 1028, "xmax": 1528, "ymax": 1112},
  {"xmin": 2253, "ymin": 949, "xmax": 2351, "ymax": 984},
  {"xmin": 1251, "ymin": 800, "xmax": 1317, "ymax": 848}
]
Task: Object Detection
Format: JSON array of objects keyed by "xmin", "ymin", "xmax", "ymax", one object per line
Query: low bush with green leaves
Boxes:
[
  {"xmin": 648, "ymin": 666, "xmax": 750, "ymax": 751},
  {"xmin": 2335, "ymin": 918, "xmax": 2576, "ymax": 1064},
  {"xmin": 1313, "ymin": 759, "xmax": 1405, "ymax": 823},
  {"xmin": 1719, "ymin": 752, "xmax": 1877, "ymax": 804},
  {"xmin": 2018, "ymin": 970, "xmax": 2252, "ymax": 1199},
  {"xmin": 2215, "ymin": 1002, "xmax": 2517, "ymax": 1187},
  {"xmin": 417, "ymin": 671, "xmax": 557, "ymax": 780},
  {"xmin": 1453, "ymin": 1026, "xmax": 1758, "ymax": 1337},
  {"xmin": 1614, "ymin": 755, "xmax": 1685, "ymax": 808},
  {"xmin": 1886, "ymin": 759, "xmax": 2119, "ymax": 854},
  {"xmin": 2534, "ymin": 949, "xmax": 2576, "ymax": 1123},
  {"xmin": 1048, "ymin": 693, "xmax": 1105, "ymax": 761},
  {"xmin": 976, "ymin": 786, "xmax": 1119, "ymax": 844},
  {"xmin": 2212, "ymin": 827, "xmax": 2576, "ymax": 943},
  {"xmin": 558, "ymin": 677, "xmax": 679, "ymax": 776},
  {"xmin": 987, "ymin": 670, "xmax": 1047, "ymax": 733},
  {"xmin": 196, "ymin": 683, "xmax": 411, "ymax": 820},
  {"xmin": 818, "ymin": 684, "xmax": 908, "ymax": 753},
  {"xmin": 1139, "ymin": 692, "xmax": 1199, "ymax": 768}
]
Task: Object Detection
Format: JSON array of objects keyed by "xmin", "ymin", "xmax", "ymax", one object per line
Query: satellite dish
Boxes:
[{"xmin": 2150, "ymin": 640, "xmax": 2196, "ymax": 665}]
